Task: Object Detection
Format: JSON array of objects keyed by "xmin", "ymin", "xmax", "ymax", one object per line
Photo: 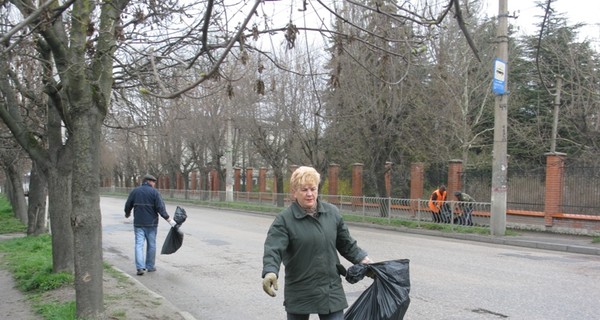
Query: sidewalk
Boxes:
[
  {"xmin": 408, "ymin": 228, "xmax": 600, "ymax": 256},
  {"xmin": 1, "ymin": 229, "xmax": 599, "ymax": 319},
  {"xmin": 0, "ymin": 233, "xmax": 40, "ymax": 320}
]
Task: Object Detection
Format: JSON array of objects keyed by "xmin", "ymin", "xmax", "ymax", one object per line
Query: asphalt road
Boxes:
[{"xmin": 101, "ymin": 196, "xmax": 600, "ymax": 319}]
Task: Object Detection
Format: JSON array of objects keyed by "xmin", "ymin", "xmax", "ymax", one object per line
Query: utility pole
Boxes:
[
  {"xmin": 491, "ymin": 0, "xmax": 509, "ymax": 236},
  {"xmin": 550, "ymin": 77, "xmax": 562, "ymax": 153},
  {"xmin": 225, "ymin": 117, "xmax": 234, "ymax": 202}
]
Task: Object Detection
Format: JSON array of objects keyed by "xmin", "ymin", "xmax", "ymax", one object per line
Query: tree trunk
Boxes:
[
  {"xmin": 200, "ymin": 168, "xmax": 210, "ymax": 200},
  {"xmin": 5, "ymin": 162, "xmax": 28, "ymax": 223},
  {"xmin": 375, "ymin": 167, "xmax": 389, "ymax": 217},
  {"xmin": 45, "ymin": 88, "xmax": 76, "ymax": 273},
  {"xmin": 183, "ymin": 171, "xmax": 190, "ymax": 200},
  {"xmin": 27, "ymin": 161, "xmax": 48, "ymax": 235},
  {"xmin": 274, "ymin": 167, "xmax": 285, "ymax": 207},
  {"xmin": 71, "ymin": 112, "xmax": 104, "ymax": 318},
  {"xmin": 48, "ymin": 166, "xmax": 75, "ymax": 272}
]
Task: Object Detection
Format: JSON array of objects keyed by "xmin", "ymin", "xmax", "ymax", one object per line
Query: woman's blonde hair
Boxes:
[{"xmin": 290, "ymin": 166, "xmax": 320, "ymax": 191}]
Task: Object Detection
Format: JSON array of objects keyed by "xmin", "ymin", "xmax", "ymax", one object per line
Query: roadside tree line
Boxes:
[{"xmin": 1, "ymin": 0, "xmax": 599, "ymax": 318}]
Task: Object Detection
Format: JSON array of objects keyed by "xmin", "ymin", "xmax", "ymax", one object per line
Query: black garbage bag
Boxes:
[
  {"xmin": 161, "ymin": 226, "xmax": 184, "ymax": 254},
  {"xmin": 173, "ymin": 206, "xmax": 187, "ymax": 225},
  {"xmin": 344, "ymin": 259, "xmax": 411, "ymax": 320},
  {"xmin": 161, "ymin": 206, "xmax": 187, "ymax": 255}
]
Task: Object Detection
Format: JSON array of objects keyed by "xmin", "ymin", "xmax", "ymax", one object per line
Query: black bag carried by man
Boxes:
[
  {"xmin": 344, "ymin": 259, "xmax": 411, "ymax": 320},
  {"xmin": 161, "ymin": 206, "xmax": 187, "ymax": 255},
  {"xmin": 173, "ymin": 205, "xmax": 187, "ymax": 224}
]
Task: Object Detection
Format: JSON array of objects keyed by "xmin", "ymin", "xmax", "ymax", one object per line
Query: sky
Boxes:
[
  {"xmin": 258, "ymin": 1, "xmax": 600, "ymax": 46},
  {"xmin": 252, "ymin": 0, "xmax": 600, "ymax": 62},
  {"xmin": 485, "ymin": 0, "xmax": 600, "ymax": 41}
]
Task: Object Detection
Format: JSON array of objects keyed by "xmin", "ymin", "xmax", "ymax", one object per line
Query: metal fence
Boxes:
[
  {"xmin": 105, "ymin": 187, "xmax": 492, "ymax": 228},
  {"xmin": 562, "ymin": 166, "xmax": 600, "ymax": 215},
  {"xmin": 464, "ymin": 166, "xmax": 600, "ymax": 216}
]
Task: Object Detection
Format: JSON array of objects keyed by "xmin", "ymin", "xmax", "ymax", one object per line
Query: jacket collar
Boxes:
[{"xmin": 291, "ymin": 199, "xmax": 325, "ymax": 219}]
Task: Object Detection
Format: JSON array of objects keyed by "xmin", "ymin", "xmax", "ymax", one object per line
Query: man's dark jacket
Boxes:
[{"xmin": 124, "ymin": 182, "xmax": 170, "ymax": 227}]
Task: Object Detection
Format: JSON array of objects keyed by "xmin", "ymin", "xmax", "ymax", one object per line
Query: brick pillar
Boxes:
[
  {"xmin": 161, "ymin": 176, "xmax": 169, "ymax": 190},
  {"xmin": 246, "ymin": 167, "xmax": 254, "ymax": 193},
  {"xmin": 385, "ymin": 161, "xmax": 393, "ymax": 197},
  {"xmin": 352, "ymin": 163, "xmax": 363, "ymax": 206},
  {"xmin": 210, "ymin": 169, "xmax": 219, "ymax": 193},
  {"xmin": 447, "ymin": 159, "xmax": 463, "ymax": 197},
  {"xmin": 197, "ymin": 171, "xmax": 203, "ymax": 191},
  {"xmin": 177, "ymin": 172, "xmax": 184, "ymax": 190},
  {"xmin": 328, "ymin": 164, "xmax": 340, "ymax": 196},
  {"xmin": 234, "ymin": 167, "xmax": 241, "ymax": 192},
  {"xmin": 191, "ymin": 171, "xmax": 198, "ymax": 190},
  {"xmin": 544, "ymin": 152, "xmax": 566, "ymax": 227},
  {"xmin": 259, "ymin": 167, "xmax": 267, "ymax": 193},
  {"xmin": 410, "ymin": 162, "xmax": 424, "ymax": 214}
]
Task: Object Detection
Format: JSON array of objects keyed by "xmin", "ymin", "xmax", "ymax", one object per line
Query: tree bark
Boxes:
[
  {"xmin": 26, "ymin": 161, "xmax": 48, "ymax": 235},
  {"xmin": 5, "ymin": 161, "xmax": 28, "ymax": 223},
  {"xmin": 71, "ymin": 112, "xmax": 104, "ymax": 318},
  {"xmin": 275, "ymin": 168, "xmax": 285, "ymax": 207},
  {"xmin": 47, "ymin": 166, "xmax": 74, "ymax": 273}
]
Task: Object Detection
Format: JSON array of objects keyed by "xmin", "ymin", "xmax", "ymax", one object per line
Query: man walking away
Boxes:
[{"xmin": 125, "ymin": 174, "xmax": 176, "ymax": 275}]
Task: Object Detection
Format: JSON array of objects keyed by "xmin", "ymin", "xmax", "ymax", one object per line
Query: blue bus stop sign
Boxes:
[{"xmin": 492, "ymin": 58, "xmax": 506, "ymax": 95}]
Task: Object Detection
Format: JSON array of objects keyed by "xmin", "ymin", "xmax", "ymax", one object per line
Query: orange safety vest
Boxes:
[{"xmin": 428, "ymin": 189, "xmax": 447, "ymax": 212}]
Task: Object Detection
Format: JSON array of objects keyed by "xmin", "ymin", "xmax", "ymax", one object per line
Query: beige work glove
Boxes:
[{"xmin": 262, "ymin": 272, "xmax": 278, "ymax": 297}]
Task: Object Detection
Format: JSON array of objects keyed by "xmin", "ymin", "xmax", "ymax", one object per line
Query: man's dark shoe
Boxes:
[
  {"xmin": 136, "ymin": 268, "xmax": 146, "ymax": 276},
  {"xmin": 147, "ymin": 268, "xmax": 156, "ymax": 272}
]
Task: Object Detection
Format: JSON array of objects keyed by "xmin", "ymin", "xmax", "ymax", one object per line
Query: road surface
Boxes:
[{"xmin": 101, "ymin": 196, "xmax": 600, "ymax": 319}]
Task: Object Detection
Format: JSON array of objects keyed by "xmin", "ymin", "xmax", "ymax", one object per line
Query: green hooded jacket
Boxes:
[{"xmin": 262, "ymin": 200, "xmax": 368, "ymax": 314}]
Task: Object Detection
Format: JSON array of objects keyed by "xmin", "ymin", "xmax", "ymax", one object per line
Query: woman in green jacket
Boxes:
[{"xmin": 262, "ymin": 166, "xmax": 372, "ymax": 320}]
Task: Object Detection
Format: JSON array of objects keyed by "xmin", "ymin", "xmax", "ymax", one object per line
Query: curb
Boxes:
[
  {"xmin": 347, "ymin": 222, "xmax": 600, "ymax": 256},
  {"xmin": 112, "ymin": 266, "xmax": 198, "ymax": 320},
  {"xmin": 448, "ymin": 232, "xmax": 600, "ymax": 256}
]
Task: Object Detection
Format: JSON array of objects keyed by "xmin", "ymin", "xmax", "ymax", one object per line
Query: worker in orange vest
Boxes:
[{"xmin": 428, "ymin": 185, "xmax": 447, "ymax": 223}]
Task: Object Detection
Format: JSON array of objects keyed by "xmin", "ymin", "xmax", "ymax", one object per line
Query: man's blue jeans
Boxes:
[{"xmin": 134, "ymin": 226, "xmax": 157, "ymax": 270}]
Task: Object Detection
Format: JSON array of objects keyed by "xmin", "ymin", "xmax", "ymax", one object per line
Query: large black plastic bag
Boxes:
[
  {"xmin": 344, "ymin": 259, "xmax": 411, "ymax": 320},
  {"xmin": 173, "ymin": 206, "xmax": 187, "ymax": 225},
  {"xmin": 161, "ymin": 227, "xmax": 184, "ymax": 254},
  {"xmin": 161, "ymin": 206, "xmax": 187, "ymax": 255}
]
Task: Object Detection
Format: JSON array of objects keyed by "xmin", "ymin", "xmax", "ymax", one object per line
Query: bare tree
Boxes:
[
  {"xmin": 510, "ymin": 1, "xmax": 600, "ymax": 166},
  {"xmin": 0, "ymin": 21, "xmax": 74, "ymax": 269},
  {"xmin": 425, "ymin": 1, "xmax": 497, "ymax": 168},
  {"xmin": 0, "ymin": 0, "xmax": 489, "ymax": 316},
  {"xmin": 0, "ymin": 144, "xmax": 28, "ymax": 222}
]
